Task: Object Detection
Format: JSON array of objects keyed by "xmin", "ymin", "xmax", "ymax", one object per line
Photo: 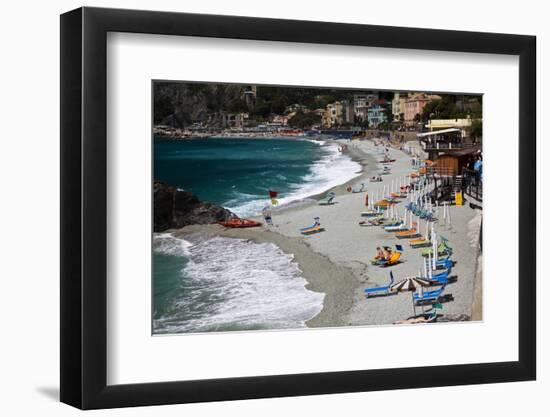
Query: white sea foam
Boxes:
[
  {"xmin": 303, "ymin": 138, "xmax": 326, "ymax": 146},
  {"xmin": 226, "ymin": 142, "xmax": 361, "ymax": 217},
  {"xmin": 154, "ymin": 233, "xmax": 193, "ymax": 257},
  {"xmin": 153, "ymin": 235, "xmax": 324, "ymax": 334}
]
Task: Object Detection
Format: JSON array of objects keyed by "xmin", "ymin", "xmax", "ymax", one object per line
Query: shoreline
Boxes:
[
  {"xmin": 172, "ymin": 224, "xmax": 357, "ymax": 328},
  {"xmin": 161, "ymin": 138, "xmax": 483, "ymax": 330},
  {"xmin": 167, "ymin": 139, "xmax": 379, "ymax": 329}
]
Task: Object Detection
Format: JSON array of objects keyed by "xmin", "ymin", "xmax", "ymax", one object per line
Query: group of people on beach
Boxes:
[{"xmin": 374, "ymin": 246, "xmax": 394, "ymax": 262}]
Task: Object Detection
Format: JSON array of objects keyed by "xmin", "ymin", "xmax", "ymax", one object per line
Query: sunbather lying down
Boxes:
[
  {"xmin": 374, "ymin": 246, "xmax": 392, "ymax": 261},
  {"xmin": 394, "ymin": 313, "xmax": 437, "ymax": 325}
]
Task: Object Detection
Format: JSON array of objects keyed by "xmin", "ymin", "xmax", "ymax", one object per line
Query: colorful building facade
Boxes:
[
  {"xmin": 404, "ymin": 93, "xmax": 441, "ymax": 126},
  {"xmin": 367, "ymin": 105, "xmax": 388, "ymax": 128}
]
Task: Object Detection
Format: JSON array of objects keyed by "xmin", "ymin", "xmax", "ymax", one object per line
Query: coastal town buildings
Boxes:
[
  {"xmin": 353, "ymin": 93, "xmax": 378, "ymax": 122},
  {"xmin": 285, "ymin": 103, "xmax": 307, "ymax": 114},
  {"xmin": 391, "ymin": 93, "xmax": 406, "ymax": 122},
  {"xmin": 323, "ymin": 101, "xmax": 344, "ymax": 127},
  {"xmin": 341, "ymin": 100, "xmax": 355, "ymax": 124},
  {"xmin": 367, "ymin": 104, "xmax": 388, "ymax": 128},
  {"xmin": 221, "ymin": 112, "xmax": 249, "ymax": 129},
  {"xmin": 403, "ymin": 93, "xmax": 441, "ymax": 126},
  {"xmin": 321, "ymin": 110, "xmax": 331, "ymax": 128},
  {"xmin": 271, "ymin": 114, "xmax": 289, "ymax": 126}
]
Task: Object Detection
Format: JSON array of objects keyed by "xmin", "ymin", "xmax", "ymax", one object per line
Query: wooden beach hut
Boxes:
[{"xmin": 433, "ymin": 145, "xmax": 481, "ymax": 176}]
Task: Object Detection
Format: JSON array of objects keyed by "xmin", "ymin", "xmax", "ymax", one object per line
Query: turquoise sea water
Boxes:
[
  {"xmin": 153, "ymin": 137, "xmax": 361, "ymax": 334},
  {"xmin": 155, "ymin": 137, "xmax": 339, "ymax": 216}
]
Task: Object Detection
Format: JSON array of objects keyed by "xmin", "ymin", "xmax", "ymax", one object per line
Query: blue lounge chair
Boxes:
[
  {"xmin": 300, "ymin": 217, "xmax": 325, "ymax": 235},
  {"xmin": 435, "ymin": 257, "xmax": 454, "ymax": 270},
  {"xmin": 364, "ymin": 272, "xmax": 395, "ymax": 298},
  {"xmin": 426, "ymin": 269, "xmax": 451, "ymax": 285},
  {"xmin": 413, "ymin": 285, "xmax": 446, "ymax": 305},
  {"xmin": 318, "ymin": 192, "xmax": 336, "ymax": 205}
]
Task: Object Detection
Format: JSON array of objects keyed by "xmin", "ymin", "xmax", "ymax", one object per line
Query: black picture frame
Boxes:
[{"xmin": 60, "ymin": 6, "xmax": 536, "ymax": 410}]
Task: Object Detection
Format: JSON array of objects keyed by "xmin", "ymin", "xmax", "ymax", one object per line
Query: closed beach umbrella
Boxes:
[{"xmin": 390, "ymin": 276, "xmax": 433, "ymax": 315}]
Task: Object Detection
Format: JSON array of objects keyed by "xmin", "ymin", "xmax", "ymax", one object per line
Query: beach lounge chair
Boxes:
[
  {"xmin": 434, "ymin": 257, "xmax": 454, "ymax": 270},
  {"xmin": 374, "ymin": 199, "xmax": 395, "ymax": 209},
  {"xmin": 421, "ymin": 240, "xmax": 452, "ymax": 257},
  {"xmin": 361, "ymin": 209, "xmax": 380, "ymax": 217},
  {"xmin": 300, "ymin": 217, "xmax": 325, "ymax": 235},
  {"xmin": 395, "ymin": 228, "xmax": 420, "ymax": 239},
  {"xmin": 383, "ymin": 217, "xmax": 403, "ymax": 227},
  {"xmin": 409, "ymin": 236, "xmax": 431, "ymax": 248},
  {"xmin": 428, "ymin": 274, "xmax": 452, "ymax": 285},
  {"xmin": 413, "ymin": 285, "xmax": 447, "ymax": 305},
  {"xmin": 359, "ymin": 217, "xmax": 385, "ymax": 227},
  {"xmin": 351, "ymin": 183, "xmax": 366, "ymax": 193},
  {"xmin": 364, "ymin": 272, "xmax": 395, "ymax": 298},
  {"xmin": 318, "ymin": 191, "xmax": 336, "ymax": 205},
  {"xmin": 384, "ymin": 221, "xmax": 410, "ymax": 232},
  {"xmin": 423, "ymin": 267, "xmax": 452, "ymax": 284}
]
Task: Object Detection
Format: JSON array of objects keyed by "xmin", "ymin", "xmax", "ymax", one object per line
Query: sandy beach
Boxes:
[{"xmin": 173, "ymin": 139, "xmax": 482, "ymax": 327}]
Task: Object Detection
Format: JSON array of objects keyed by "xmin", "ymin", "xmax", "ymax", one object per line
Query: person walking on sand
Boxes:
[
  {"xmin": 365, "ymin": 193, "xmax": 369, "ymax": 207},
  {"xmin": 262, "ymin": 205, "xmax": 273, "ymax": 226}
]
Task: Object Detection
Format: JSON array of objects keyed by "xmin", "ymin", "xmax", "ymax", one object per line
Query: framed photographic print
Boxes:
[{"xmin": 60, "ymin": 6, "xmax": 536, "ymax": 409}]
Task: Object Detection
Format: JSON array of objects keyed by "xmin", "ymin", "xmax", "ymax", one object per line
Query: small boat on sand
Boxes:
[{"xmin": 219, "ymin": 218, "xmax": 262, "ymax": 228}]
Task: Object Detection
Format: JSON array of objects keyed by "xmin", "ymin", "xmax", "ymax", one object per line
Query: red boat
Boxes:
[{"xmin": 218, "ymin": 218, "xmax": 262, "ymax": 228}]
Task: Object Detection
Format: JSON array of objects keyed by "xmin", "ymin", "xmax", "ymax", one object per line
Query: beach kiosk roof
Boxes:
[{"xmin": 417, "ymin": 128, "xmax": 462, "ymax": 138}]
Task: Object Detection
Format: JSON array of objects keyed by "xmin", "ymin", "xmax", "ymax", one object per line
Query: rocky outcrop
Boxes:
[{"xmin": 154, "ymin": 181, "xmax": 235, "ymax": 232}]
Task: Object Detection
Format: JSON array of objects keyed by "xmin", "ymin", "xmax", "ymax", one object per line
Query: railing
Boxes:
[
  {"xmin": 424, "ymin": 166, "xmax": 456, "ymax": 177},
  {"xmin": 421, "ymin": 141, "xmax": 470, "ymax": 151},
  {"xmin": 462, "ymin": 167, "xmax": 483, "ymax": 202}
]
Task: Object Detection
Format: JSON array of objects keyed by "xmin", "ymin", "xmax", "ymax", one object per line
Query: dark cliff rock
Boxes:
[
  {"xmin": 154, "ymin": 83, "xmax": 245, "ymax": 129},
  {"xmin": 154, "ymin": 181, "xmax": 235, "ymax": 232}
]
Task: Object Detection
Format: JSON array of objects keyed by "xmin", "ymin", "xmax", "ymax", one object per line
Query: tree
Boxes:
[
  {"xmin": 288, "ymin": 111, "xmax": 321, "ymax": 129},
  {"xmin": 470, "ymin": 119, "xmax": 482, "ymax": 142}
]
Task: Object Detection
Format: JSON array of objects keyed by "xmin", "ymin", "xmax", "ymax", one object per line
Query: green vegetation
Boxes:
[
  {"xmin": 421, "ymin": 95, "xmax": 482, "ymax": 122},
  {"xmin": 470, "ymin": 119, "xmax": 483, "ymax": 140},
  {"xmin": 288, "ymin": 111, "xmax": 321, "ymax": 129},
  {"xmin": 154, "ymin": 95, "xmax": 174, "ymax": 124}
]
